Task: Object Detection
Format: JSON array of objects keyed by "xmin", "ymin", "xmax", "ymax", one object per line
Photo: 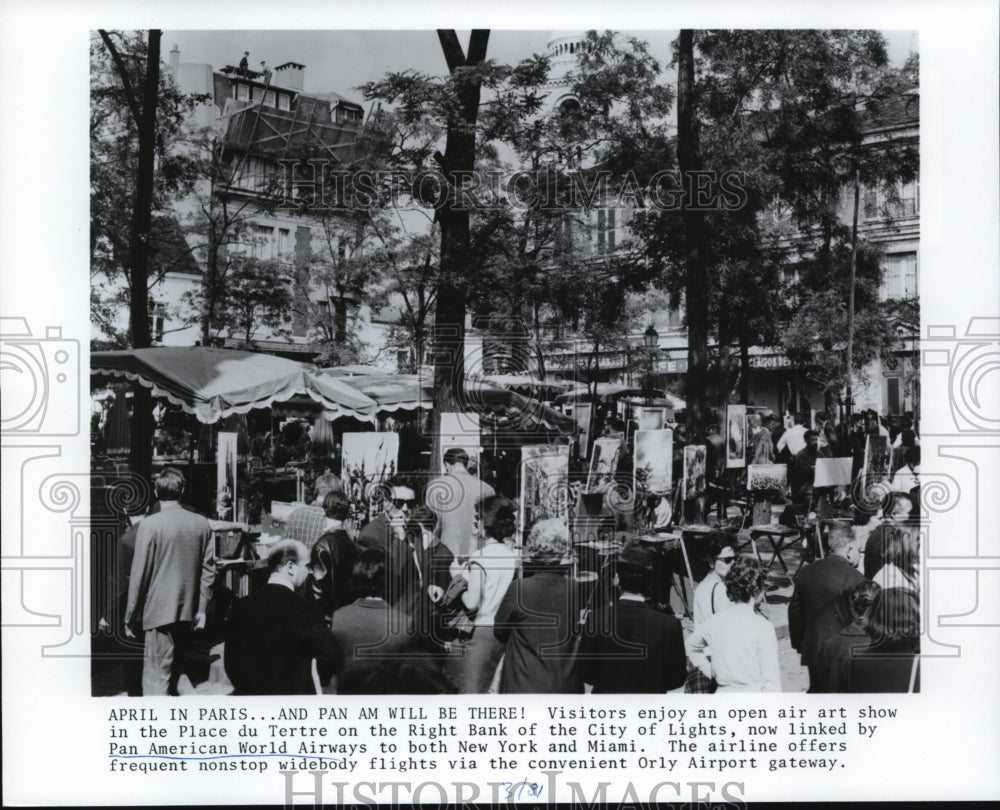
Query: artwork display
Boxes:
[
  {"xmin": 216, "ymin": 432, "xmax": 238, "ymax": 520},
  {"xmin": 341, "ymin": 432, "xmax": 400, "ymax": 524},
  {"xmin": 863, "ymin": 434, "xmax": 893, "ymax": 485},
  {"xmin": 726, "ymin": 404, "xmax": 747, "ymax": 468},
  {"xmin": 586, "ymin": 437, "xmax": 624, "ymax": 493},
  {"xmin": 634, "ymin": 429, "xmax": 673, "ymax": 496},
  {"xmin": 747, "ymin": 463, "xmax": 789, "ymax": 492},
  {"xmin": 815, "ymin": 457, "xmax": 854, "ymax": 488},
  {"xmin": 745, "ymin": 406, "xmax": 771, "ymax": 464},
  {"xmin": 637, "ymin": 407, "xmax": 667, "ymax": 431},
  {"xmin": 682, "ymin": 444, "xmax": 707, "ymax": 500},
  {"xmin": 519, "ymin": 445, "xmax": 570, "ymax": 536}
]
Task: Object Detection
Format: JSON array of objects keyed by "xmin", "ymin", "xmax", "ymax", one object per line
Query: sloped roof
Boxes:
[{"xmin": 223, "ymin": 100, "xmax": 361, "ymax": 160}]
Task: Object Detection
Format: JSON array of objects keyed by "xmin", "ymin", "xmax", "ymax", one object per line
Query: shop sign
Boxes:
[{"xmin": 749, "ymin": 354, "xmax": 793, "ymax": 369}]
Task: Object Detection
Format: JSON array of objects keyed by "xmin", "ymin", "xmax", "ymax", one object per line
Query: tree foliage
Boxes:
[
  {"xmin": 90, "ymin": 30, "xmax": 205, "ymax": 348},
  {"xmin": 626, "ymin": 30, "xmax": 918, "ymax": 409}
]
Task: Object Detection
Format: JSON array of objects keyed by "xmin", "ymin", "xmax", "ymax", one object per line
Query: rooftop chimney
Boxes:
[{"xmin": 274, "ymin": 61, "xmax": 305, "ymax": 92}]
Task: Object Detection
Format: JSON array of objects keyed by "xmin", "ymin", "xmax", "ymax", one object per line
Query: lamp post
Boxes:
[{"xmin": 643, "ymin": 325, "xmax": 659, "ymax": 405}]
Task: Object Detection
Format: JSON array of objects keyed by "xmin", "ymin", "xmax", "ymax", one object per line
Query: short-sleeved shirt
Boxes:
[{"xmin": 467, "ymin": 541, "xmax": 517, "ymax": 626}]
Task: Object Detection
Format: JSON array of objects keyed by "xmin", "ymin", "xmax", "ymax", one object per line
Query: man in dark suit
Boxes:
[
  {"xmin": 356, "ymin": 479, "xmax": 419, "ymax": 610},
  {"xmin": 788, "ymin": 523, "xmax": 864, "ymax": 692},
  {"xmin": 579, "ymin": 545, "xmax": 687, "ymax": 693},
  {"xmin": 817, "ymin": 579, "xmax": 881, "ymax": 693},
  {"xmin": 224, "ymin": 539, "xmax": 337, "ymax": 695}
]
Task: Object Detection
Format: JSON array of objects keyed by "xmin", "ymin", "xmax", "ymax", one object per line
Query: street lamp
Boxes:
[
  {"xmin": 643, "ymin": 325, "xmax": 659, "ymax": 404},
  {"xmin": 643, "ymin": 324, "xmax": 659, "ymax": 351}
]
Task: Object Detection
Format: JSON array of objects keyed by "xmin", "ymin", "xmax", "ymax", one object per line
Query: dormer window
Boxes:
[
  {"xmin": 278, "ymin": 93, "xmax": 290, "ymax": 111},
  {"xmin": 264, "ymin": 90, "xmax": 276, "ymax": 108},
  {"xmin": 334, "ymin": 105, "xmax": 362, "ymax": 124}
]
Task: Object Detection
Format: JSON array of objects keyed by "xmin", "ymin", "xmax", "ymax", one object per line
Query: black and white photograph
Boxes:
[
  {"xmin": 3, "ymin": 7, "xmax": 999, "ymax": 806},
  {"xmin": 81, "ymin": 22, "xmax": 928, "ymax": 701}
]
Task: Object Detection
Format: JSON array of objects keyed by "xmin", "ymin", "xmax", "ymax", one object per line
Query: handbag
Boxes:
[{"xmin": 436, "ymin": 561, "xmax": 485, "ymax": 638}]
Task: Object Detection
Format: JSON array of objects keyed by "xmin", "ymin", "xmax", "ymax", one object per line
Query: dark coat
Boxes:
[
  {"xmin": 308, "ymin": 529, "xmax": 358, "ymax": 619},
  {"xmin": 493, "ymin": 568, "xmax": 583, "ymax": 694},
  {"xmin": 817, "ymin": 620, "xmax": 870, "ymax": 693},
  {"xmin": 356, "ymin": 513, "xmax": 420, "ymax": 611},
  {"xmin": 788, "ymin": 554, "xmax": 864, "ymax": 666},
  {"xmin": 841, "ymin": 640, "xmax": 920, "ymax": 693},
  {"xmin": 578, "ymin": 599, "xmax": 687, "ymax": 693},
  {"xmin": 224, "ymin": 583, "xmax": 337, "ymax": 695},
  {"xmin": 329, "ymin": 598, "xmax": 416, "ymax": 677}
]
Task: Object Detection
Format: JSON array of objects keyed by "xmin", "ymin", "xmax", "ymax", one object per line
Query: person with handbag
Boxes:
[
  {"xmin": 684, "ymin": 532, "xmax": 737, "ymax": 693},
  {"xmin": 443, "ymin": 496, "xmax": 518, "ymax": 693},
  {"xmin": 686, "ymin": 556, "xmax": 782, "ymax": 693}
]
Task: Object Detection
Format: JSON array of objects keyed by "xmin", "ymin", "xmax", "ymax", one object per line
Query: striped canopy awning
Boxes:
[
  {"xmin": 554, "ymin": 382, "xmax": 646, "ymax": 404},
  {"xmin": 91, "ymin": 347, "xmax": 377, "ymax": 425}
]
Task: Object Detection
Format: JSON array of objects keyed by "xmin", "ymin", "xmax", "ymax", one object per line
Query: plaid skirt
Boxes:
[{"xmin": 684, "ymin": 662, "xmax": 718, "ymax": 693}]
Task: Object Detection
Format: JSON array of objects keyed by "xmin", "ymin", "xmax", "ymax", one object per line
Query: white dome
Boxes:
[{"xmin": 546, "ymin": 30, "xmax": 589, "ymax": 81}]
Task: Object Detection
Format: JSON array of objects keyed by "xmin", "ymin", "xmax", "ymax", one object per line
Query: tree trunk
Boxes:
[
  {"xmin": 718, "ymin": 295, "xmax": 731, "ymax": 404},
  {"xmin": 128, "ymin": 29, "xmax": 161, "ymax": 485},
  {"xmin": 678, "ymin": 30, "xmax": 709, "ymax": 445},
  {"xmin": 201, "ymin": 222, "xmax": 218, "ymax": 345},
  {"xmin": 739, "ymin": 332, "xmax": 750, "ymax": 404},
  {"xmin": 845, "ymin": 170, "xmax": 860, "ymax": 426},
  {"xmin": 334, "ymin": 298, "xmax": 348, "ymax": 343},
  {"xmin": 429, "ymin": 30, "xmax": 489, "ymax": 472}
]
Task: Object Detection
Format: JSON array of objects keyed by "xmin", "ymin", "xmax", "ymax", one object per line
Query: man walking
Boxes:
[
  {"xmin": 124, "ymin": 468, "xmax": 216, "ymax": 696},
  {"xmin": 788, "ymin": 524, "xmax": 865, "ymax": 692}
]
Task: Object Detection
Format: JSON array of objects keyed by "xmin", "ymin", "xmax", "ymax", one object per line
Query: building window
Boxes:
[
  {"xmin": 884, "ymin": 375, "xmax": 902, "ymax": 416},
  {"xmin": 278, "ymin": 228, "xmax": 291, "ymax": 257},
  {"xmin": 334, "ymin": 106, "xmax": 362, "ymax": 124},
  {"xmin": 264, "ymin": 90, "xmax": 276, "ymax": 108},
  {"xmin": 864, "ymin": 178, "xmax": 919, "ymax": 220},
  {"xmin": 881, "ymin": 252, "xmax": 918, "ymax": 300},
  {"xmin": 251, "ymin": 224, "xmax": 274, "ymax": 260},
  {"xmin": 236, "ymin": 83, "xmax": 249, "ymax": 101},
  {"xmin": 278, "ymin": 93, "xmax": 290, "ymax": 111},
  {"xmin": 596, "ymin": 208, "xmax": 616, "ymax": 254},
  {"xmin": 148, "ymin": 301, "xmax": 166, "ymax": 343}
]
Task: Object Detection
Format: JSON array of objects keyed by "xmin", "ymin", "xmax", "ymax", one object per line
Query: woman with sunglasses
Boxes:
[
  {"xmin": 684, "ymin": 531, "xmax": 738, "ymax": 693},
  {"xmin": 692, "ymin": 531, "xmax": 738, "ymax": 630}
]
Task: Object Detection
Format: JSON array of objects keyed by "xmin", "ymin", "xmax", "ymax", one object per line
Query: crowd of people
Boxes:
[{"xmin": 107, "ymin": 405, "xmax": 921, "ymax": 696}]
